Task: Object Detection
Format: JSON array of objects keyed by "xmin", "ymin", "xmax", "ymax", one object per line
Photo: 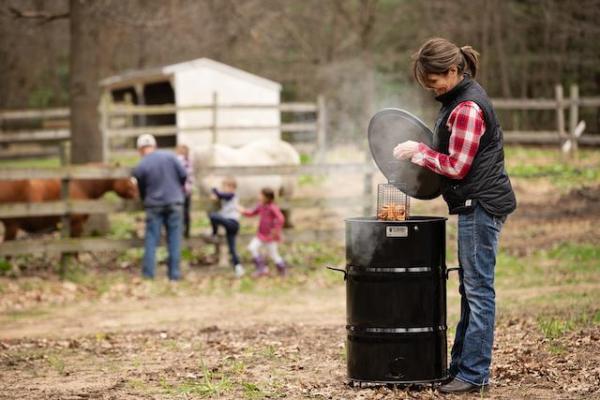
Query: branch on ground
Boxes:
[{"xmin": 9, "ymin": 7, "xmax": 69, "ymax": 23}]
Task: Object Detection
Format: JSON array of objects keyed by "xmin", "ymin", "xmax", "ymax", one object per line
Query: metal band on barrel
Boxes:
[
  {"xmin": 347, "ymin": 265, "xmax": 433, "ymax": 273},
  {"xmin": 347, "ymin": 325, "xmax": 447, "ymax": 333}
]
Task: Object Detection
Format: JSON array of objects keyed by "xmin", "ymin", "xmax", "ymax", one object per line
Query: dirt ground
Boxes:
[
  {"xmin": 0, "ymin": 287, "xmax": 598, "ymax": 399},
  {"xmin": 1, "ymin": 152, "xmax": 600, "ymax": 399}
]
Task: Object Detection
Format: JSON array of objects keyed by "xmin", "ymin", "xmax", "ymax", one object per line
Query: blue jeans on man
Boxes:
[
  {"xmin": 450, "ymin": 204, "xmax": 504, "ymax": 386},
  {"xmin": 143, "ymin": 204, "xmax": 183, "ymax": 280}
]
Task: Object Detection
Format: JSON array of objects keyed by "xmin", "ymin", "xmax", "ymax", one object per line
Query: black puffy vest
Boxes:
[{"xmin": 433, "ymin": 75, "xmax": 517, "ymax": 216}]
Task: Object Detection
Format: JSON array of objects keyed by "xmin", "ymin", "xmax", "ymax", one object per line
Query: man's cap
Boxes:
[{"xmin": 137, "ymin": 134, "xmax": 157, "ymax": 149}]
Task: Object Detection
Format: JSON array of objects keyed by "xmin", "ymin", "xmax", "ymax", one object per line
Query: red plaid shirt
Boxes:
[{"xmin": 412, "ymin": 101, "xmax": 485, "ymax": 179}]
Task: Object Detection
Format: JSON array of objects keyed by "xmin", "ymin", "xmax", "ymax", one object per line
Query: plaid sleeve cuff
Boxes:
[{"xmin": 411, "ymin": 143, "xmax": 430, "ymax": 166}]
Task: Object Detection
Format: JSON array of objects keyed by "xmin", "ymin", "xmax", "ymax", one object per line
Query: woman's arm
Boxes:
[{"xmin": 396, "ymin": 101, "xmax": 486, "ymax": 180}]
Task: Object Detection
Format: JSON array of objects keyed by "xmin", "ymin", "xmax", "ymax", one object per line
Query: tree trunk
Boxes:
[
  {"xmin": 492, "ymin": 0, "xmax": 512, "ymax": 98},
  {"xmin": 69, "ymin": 0, "xmax": 103, "ymax": 164}
]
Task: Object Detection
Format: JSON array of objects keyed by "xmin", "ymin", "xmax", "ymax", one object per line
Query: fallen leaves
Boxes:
[{"xmin": 1, "ymin": 319, "xmax": 598, "ymax": 399}]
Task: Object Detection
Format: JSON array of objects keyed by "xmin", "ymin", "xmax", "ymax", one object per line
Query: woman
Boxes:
[{"xmin": 393, "ymin": 38, "xmax": 516, "ymax": 394}]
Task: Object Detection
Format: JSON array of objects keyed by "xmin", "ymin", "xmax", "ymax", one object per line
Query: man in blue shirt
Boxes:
[{"xmin": 133, "ymin": 134, "xmax": 187, "ymax": 281}]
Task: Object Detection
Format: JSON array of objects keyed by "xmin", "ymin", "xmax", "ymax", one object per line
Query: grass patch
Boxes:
[
  {"xmin": 0, "ymin": 258, "xmax": 12, "ymax": 274},
  {"xmin": 537, "ymin": 310, "xmax": 600, "ymax": 340},
  {"xmin": 504, "ymin": 146, "xmax": 600, "ymax": 189},
  {"xmin": 299, "ymin": 153, "xmax": 312, "ymax": 165},
  {"xmin": 548, "ymin": 342, "xmax": 567, "ymax": 355},
  {"xmin": 260, "ymin": 344, "xmax": 277, "ymax": 360},
  {"xmin": 496, "ymin": 251, "xmax": 527, "ymax": 279},
  {"xmin": 496, "ymin": 242, "xmax": 600, "ymax": 288},
  {"xmin": 227, "ymin": 359, "xmax": 246, "ymax": 375},
  {"xmin": 507, "ymin": 161, "xmax": 600, "ymax": 188},
  {"xmin": 108, "ymin": 214, "xmax": 138, "ymax": 240},
  {"xmin": 127, "ymin": 378, "xmax": 149, "ymax": 392},
  {"xmin": 547, "ymin": 242, "xmax": 600, "ymax": 266},
  {"xmin": 242, "ymin": 382, "xmax": 266, "ymax": 399},
  {"xmin": 5, "ymin": 308, "xmax": 50, "ymax": 321},
  {"xmin": 239, "ymin": 276, "xmax": 256, "ymax": 293},
  {"xmin": 46, "ymin": 354, "xmax": 66, "ymax": 375},
  {"xmin": 174, "ymin": 378, "xmax": 233, "ymax": 397},
  {"xmin": 298, "ymin": 174, "xmax": 326, "ymax": 186},
  {"xmin": 538, "ymin": 317, "xmax": 573, "ymax": 340},
  {"xmin": 286, "ymin": 242, "xmax": 343, "ymax": 269},
  {"xmin": 170, "ymin": 361, "xmax": 233, "ymax": 397},
  {"xmin": 0, "ymin": 157, "xmax": 62, "ymax": 169}
]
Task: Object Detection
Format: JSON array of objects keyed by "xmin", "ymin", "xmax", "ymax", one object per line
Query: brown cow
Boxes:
[{"xmin": 0, "ymin": 176, "xmax": 138, "ymax": 241}]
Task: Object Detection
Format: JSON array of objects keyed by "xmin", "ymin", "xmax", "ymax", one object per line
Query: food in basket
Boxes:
[{"xmin": 377, "ymin": 203, "xmax": 406, "ymax": 221}]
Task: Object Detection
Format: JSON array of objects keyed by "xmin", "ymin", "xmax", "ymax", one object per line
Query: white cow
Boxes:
[{"xmin": 192, "ymin": 139, "xmax": 300, "ymax": 202}]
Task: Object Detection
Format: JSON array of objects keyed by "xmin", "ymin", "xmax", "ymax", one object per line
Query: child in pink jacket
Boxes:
[{"xmin": 240, "ymin": 187, "xmax": 286, "ymax": 277}]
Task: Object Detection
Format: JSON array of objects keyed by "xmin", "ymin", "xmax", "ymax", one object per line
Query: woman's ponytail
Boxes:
[
  {"xmin": 412, "ymin": 38, "xmax": 481, "ymax": 85},
  {"xmin": 460, "ymin": 46, "xmax": 480, "ymax": 79}
]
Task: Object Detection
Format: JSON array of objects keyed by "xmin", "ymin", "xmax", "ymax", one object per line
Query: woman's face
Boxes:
[{"xmin": 425, "ymin": 66, "xmax": 461, "ymax": 96}]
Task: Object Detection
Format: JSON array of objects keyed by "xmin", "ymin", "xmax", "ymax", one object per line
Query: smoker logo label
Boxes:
[{"xmin": 386, "ymin": 226, "xmax": 408, "ymax": 237}]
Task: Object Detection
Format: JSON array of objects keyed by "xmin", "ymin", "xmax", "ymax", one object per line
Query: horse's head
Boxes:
[{"xmin": 113, "ymin": 177, "xmax": 139, "ymax": 199}]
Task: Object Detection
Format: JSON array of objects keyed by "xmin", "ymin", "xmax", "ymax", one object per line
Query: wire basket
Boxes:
[{"xmin": 376, "ymin": 183, "xmax": 410, "ymax": 221}]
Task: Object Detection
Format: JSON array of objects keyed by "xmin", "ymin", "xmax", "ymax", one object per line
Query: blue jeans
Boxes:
[
  {"xmin": 450, "ymin": 204, "xmax": 504, "ymax": 386},
  {"xmin": 143, "ymin": 204, "xmax": 183, "ymax": 280},
  {"xmin": 209, "ymin": 212, "xmax": 240, "ymax": 266}
]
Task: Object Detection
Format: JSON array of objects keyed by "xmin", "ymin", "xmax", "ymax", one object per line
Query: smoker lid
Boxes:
[{"xmin": 368, "ymin": 108, "xmax": 441, "ymax": 200}]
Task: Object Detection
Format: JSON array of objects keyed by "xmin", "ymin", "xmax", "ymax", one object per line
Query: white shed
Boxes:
[{"xmin": 100, "ymin": 58, "xmax": 282, "ymax": 148}]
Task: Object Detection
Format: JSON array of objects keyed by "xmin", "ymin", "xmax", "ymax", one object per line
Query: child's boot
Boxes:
[
  {"xmin": 252, "ymin": 256, "xmax": 269, "ymax": 277},
  {"xmin": 234, "ymin": 264, "xmax": 245, "ymax": 278},
  {"xmin": 275, "ymin": 261, "xmax": 287, "ymax": 277}
]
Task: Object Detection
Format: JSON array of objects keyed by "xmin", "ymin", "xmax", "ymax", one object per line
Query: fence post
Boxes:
[
  {"xmin": 555, "ymin": 84, "xmax": 567, "ymax": 153},
  {"xmin": 59, "ymin": 176, "xmax": 71, "ymax": 278},
  {"xmin": 569, "ymin": 84, "xmax": 580, "ymax": 157},
  {"xmin": 99, "ymin": 91, "xmax": 110, "ymax": 163},
  {"xmin": 316, "ymin": 95, "xmax": 327, "ymax": 162},
  {"xmin": 134, "ymin": 84, "xmax": 146, "ymax": 127},
  {"xmin": 211, "ymin": 92, "xmax": 218, "ymax": 145},
  {"xmin": 58, "ymin": 141, "xmax": 68, "ymax": 166}
]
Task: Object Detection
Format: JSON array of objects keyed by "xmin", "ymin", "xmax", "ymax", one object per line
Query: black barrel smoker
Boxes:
[{"xmin": 332, "ymin": 109, "xmax": 454, "ymax": 385}]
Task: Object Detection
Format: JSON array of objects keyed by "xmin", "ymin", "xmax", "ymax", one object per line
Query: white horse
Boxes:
[{"xmin": 192, "ymin": 139, "xmax": 300, "ymax": 202}]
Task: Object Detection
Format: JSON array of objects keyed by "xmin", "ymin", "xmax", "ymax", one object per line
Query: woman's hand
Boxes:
[{"xmin": 393, "ymin": 141, "xmax": 420, "ymax": 160}]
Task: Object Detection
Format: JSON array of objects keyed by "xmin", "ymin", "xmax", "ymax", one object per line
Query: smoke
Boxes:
[
  {"xmin": 345, "ymin": 218, "xmax": 381, "ymax": 267},
  {"xmin": 315, "ymin": 57, "xmax": 439, "ymax": 151},
  {"xmin": 290, "ymin": 58, "xmax": 444, "ymax": 230}
]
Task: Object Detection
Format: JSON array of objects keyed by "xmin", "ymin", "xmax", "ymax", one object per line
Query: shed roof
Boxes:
[{"xmin": 100, "ymin": 58, "xmax": 281, "ymax": 91}]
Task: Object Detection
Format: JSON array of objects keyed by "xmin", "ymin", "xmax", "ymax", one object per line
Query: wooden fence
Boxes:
[
  {"xmin": 99, "ymin": 95, "xmax": 327, "ymax": 161},
  {"xmin": 494, "ymin": 84, "xmax": 600, "ymax": 154},
  {"xmin": 0, "ymin": 96, "xmax": 327, "ymax": 163},
  {"xmin": 1, "ymin": 84, "xmax": 599, "ymax": 162},
  {"xmin": 0, "ymin": 108, "xmax": 69, "ymax": 162},
  {"xmin": 0, "ymin": 163, "xmax": 375, "ymax": 261}
]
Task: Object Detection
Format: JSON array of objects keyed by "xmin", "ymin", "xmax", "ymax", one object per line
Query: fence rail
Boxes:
[
  {"xmin": 0, "ymin": 229, "xmax": 344, "ymax": 257},
  {"xmin": 99, "ymin": 94, "xmax": 327, "ymax": 161},
  {"xmin": 0, "ymin": 195, "xmax": 373, "ymax": 219},
  {"xmin": 1, "ymin": 84, "xmax": 599, "ymax": 164},
  {"xmin": 104, "ymin": 123, "xmax": 317, "ymax": 138},
  {"xmin": 0, "ymin": 164, "xmax": 373, "ymax": 260},
  {"xmin": 0, "ymin": 163, "xmax": 374, "ymax": 181}
]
